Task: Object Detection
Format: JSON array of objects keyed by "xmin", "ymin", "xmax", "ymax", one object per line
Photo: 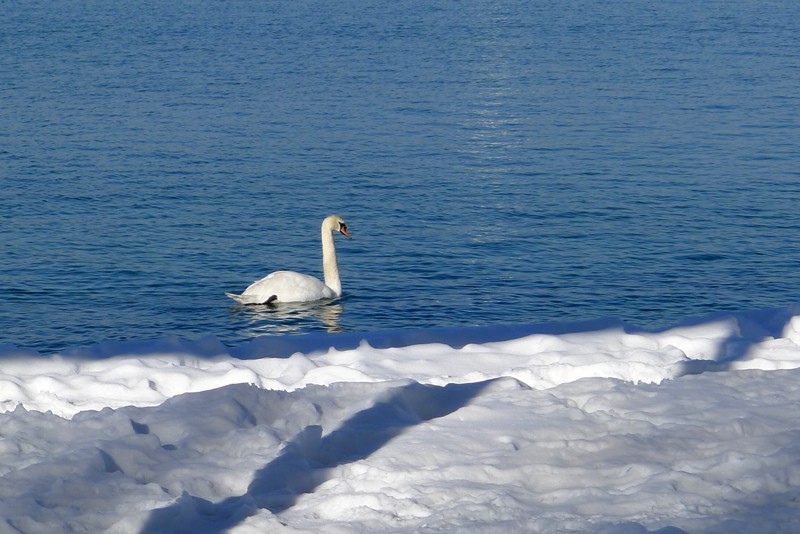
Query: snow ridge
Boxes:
[{"xmin": 1, "ymin": 306, "xmax": 800, "ymax": 533}]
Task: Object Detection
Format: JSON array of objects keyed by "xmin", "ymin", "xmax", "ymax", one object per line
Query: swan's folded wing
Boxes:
[{"xmin": 239, "ymin": 271, "xmax": 334, "ymax": 303}]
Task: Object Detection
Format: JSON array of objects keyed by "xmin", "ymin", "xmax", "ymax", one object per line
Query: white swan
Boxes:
[{"xmin": 226, "ymin": 215, "xmax": 351, "ymax": 305}]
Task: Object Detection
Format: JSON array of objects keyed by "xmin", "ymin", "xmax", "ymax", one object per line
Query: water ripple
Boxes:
[{"xmin": 2, "ymin": 0, "xmax": 799, "ymax": 353}]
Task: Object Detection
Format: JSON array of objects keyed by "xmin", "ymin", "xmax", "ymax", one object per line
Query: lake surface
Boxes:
[{"xmin": 3, "ymin": 0, "xmax": 800, "ymax": 354}]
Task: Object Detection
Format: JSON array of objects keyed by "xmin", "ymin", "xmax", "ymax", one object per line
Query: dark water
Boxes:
[{"xmin": 2, "ymin": 0, "xmax": 799, "ymax": 353}]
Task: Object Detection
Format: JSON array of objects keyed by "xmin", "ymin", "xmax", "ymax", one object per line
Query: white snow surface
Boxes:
[{"xmin": 2, "ymin": 306, "xmax": 800, "ymax": 533}]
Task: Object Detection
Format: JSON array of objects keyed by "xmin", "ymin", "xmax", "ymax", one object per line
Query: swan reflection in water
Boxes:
[
  {"xmin": 230, "ymin": 299, "xmax": 344, "ymax": 337},
  {"xmin": 225, "ymin": 214, "xmax": 351, "ymax": 338}
]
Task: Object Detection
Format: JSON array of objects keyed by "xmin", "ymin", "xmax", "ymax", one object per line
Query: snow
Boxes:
[{"xmin": 2, "ymin": 306, "xmax": 800, "ymax": 533}]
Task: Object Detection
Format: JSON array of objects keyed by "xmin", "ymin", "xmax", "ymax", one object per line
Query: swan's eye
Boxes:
[{"xmin": 339, "ymin": 223, "xmax": 347, "ymax": 231}]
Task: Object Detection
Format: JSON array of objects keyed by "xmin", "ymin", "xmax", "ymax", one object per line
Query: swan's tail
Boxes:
[
  {"xmin": 225, "ymin": 292, "xmax": 251, "ymax": 304},
  {"xmin": 225, "ymin": 292, "xmax": 278, "ymax": 305}
]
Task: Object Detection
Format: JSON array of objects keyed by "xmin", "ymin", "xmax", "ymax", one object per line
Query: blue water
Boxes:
[{"xmin": 3, "ymin": 0, "xmax": 800, "ymax": 354}]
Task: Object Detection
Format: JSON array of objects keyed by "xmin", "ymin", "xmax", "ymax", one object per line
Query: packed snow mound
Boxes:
[
  {"xmin": 2, "ymin": 306, "xmax": 799, "ymax": 418},
  {"xmin": 1, "ymin": 306, "xmax": 800, "ymax": 533}
]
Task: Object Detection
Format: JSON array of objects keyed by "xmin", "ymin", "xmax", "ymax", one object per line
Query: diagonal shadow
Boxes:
[
  {"xmin": 675, "ymin": 307, "xmax": 799, "ymax": 377},
  {"xmin": 140, "ymin": 379, "xmax": 496, "ymax": 534}
]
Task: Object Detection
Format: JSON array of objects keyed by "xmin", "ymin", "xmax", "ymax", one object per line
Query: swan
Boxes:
[{"xmin": 226, "ymin": 214, "xmax": 351, "ymax": 305}]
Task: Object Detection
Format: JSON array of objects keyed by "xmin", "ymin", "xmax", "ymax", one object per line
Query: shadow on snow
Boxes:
[
  {"xmin": 673, "ymin": 306, "xmax": 799, "ymax": 377},
  {"xmin": 7, "ymin": 306, "xmax": 797, "ymax": 375},
  {"xmin": 139, "ymin": 379, "xmax": 496, "ymax": 533}
]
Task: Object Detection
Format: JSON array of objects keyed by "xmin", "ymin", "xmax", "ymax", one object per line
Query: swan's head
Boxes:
[{"xmin": 325, "ymin": 214, "xmax": 351, "ymax": 238}]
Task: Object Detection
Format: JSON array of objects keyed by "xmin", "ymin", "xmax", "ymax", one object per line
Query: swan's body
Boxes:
[{"xmin": 226, "ymin": 215, "xmax": 351, "ymax": 305}]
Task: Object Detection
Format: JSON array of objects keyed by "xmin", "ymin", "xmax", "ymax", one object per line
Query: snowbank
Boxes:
[{"xmin": 1, "ymin": 306, "xmax": 800, "ymax": 533}]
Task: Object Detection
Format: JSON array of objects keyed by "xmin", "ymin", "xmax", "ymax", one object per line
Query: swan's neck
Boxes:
[{"xmin": 321, "ymin": 225, "xmax": 341, "ymax": 297}]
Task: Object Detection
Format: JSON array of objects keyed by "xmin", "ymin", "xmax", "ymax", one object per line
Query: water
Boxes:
[{"xmin": 3, "ymin": 0, "xmax": 799, "ymax": 354}]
